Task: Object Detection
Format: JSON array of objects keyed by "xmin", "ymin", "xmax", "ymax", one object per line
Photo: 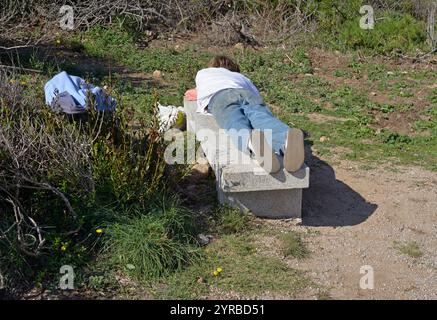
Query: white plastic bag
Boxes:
[{"xmin": 157, "ymin": 103, "xmax": 184, "ymax": 132}]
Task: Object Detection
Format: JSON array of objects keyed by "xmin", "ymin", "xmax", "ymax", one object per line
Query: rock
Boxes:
[
  {"xmin": 153, "ymin": 70, "xmax": 162, "ymax": 79},
  {"xmin": 197, "ymin": 234, "xmax": 212, "ymax": 246},
  {"xmin": 319, "ymin": 136, "xmax": 330, "ymax": 142},
  {"xmin": 370, "ymin": 91, "xmax": 377, "ymax": 96}
]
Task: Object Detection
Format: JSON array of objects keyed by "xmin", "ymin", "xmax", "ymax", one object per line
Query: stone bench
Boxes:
[{"xmin": 184, "ymin": 98, "xmax": 309, "ymax": 219}]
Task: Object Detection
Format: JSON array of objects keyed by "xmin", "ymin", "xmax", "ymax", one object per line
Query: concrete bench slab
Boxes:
[{"xmin": 184, "ymin": 98, "xmax": 309, "ymax": 219}]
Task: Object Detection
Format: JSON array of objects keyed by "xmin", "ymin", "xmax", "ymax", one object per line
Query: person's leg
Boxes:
[
  {"xmin": 208, "ymin": 89, "xmax": 280, "ymax": 173},
  {"xmin": 208, "ymin": 89, "xmax": 252, "ymax": 154},
  {"xmin": 239, "ymin": 94, "xmax": 289, "ymax": 155},
  {"xmin": 238, "ymin": 91, "xmax": 305, "ymax": 172}
]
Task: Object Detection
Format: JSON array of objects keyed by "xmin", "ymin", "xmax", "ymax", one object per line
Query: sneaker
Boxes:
[
  {"xmin": 249, "ymin": 129, "xmax": 281, "ymax": 174},
  {"xmin": 283, "ymin": 128, "xmax": 304, "ymax": 172}
]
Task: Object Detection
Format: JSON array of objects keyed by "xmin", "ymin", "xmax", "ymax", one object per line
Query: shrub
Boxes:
[
  {"xmin": 0, "ymin": 71, "xmax": 176, "ymax": 295},
  {"xmin": 103, "ymin": 196, "xmax": 201, "ymax": 281},
  {"xmin": 337, "ymin": 13, "xmax": 426, "ymax": 54},
  {"xmin": 379, "ymin": 130, "xmax": 412, "ymax": 144}
]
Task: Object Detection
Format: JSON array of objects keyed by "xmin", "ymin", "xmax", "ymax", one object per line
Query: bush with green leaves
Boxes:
[
  {"xmin": 337, "ymin": 13, "xmax": 426, "ymax": 54},
  {"xmin": 0, "ymin": 71, "xmax": 187, "ymax": 295},
  {"xmin": 103, "ymin": 196, "xmax": 201, "ymax": 281},
  {"xmin": 314, "ymin": 0, "xmax": 430, "ymax": 54}
]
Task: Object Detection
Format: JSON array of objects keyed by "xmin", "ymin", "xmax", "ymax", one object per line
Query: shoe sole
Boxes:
[
  {"xmin": 284, "ymin": 128, "xmax": 304, "ymax": 172},
  {"xmin": 250, "ymin": 129, "xmax": 281, "ymax": 174}
]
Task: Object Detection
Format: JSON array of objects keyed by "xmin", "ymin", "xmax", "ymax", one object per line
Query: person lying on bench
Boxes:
[{"xmin": 185, "ymin": 55, "xmax": 304, "ymax": 174}]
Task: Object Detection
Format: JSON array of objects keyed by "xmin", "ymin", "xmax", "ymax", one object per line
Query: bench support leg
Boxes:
[{"xmin": 218, "ymin": 188, "xmax": 303, "ymax": 219}]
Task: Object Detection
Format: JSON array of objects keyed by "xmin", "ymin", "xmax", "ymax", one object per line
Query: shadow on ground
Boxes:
[
  {"xmin": 0, "ymin": 44, "xmax": 167, "ymax": 89},
  {"xmin": 302, "ymin": 144, "xmax": 377, "ymax": 227}
]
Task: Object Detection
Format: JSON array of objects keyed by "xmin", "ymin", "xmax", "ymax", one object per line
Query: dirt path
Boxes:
[{"xmin": 256, "ymin": 151, "xmax": 436, "ymax": 300}]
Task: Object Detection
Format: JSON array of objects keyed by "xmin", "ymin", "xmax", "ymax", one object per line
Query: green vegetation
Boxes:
[
  {"xmin": 155, "ymin": 233, "xmax": 311, "ymax": 299},
  {"xmin": 71, "ymin": 26, "xmax": 436, "ymax": 170},
  {"xmin": 103, "ymin": 196, "xmax": 201, "ymax": 281},
  {"xmin": 1, "ymin": 0, "xmax": 436, "ymax": 299},
  {"xmin": 315, "ymin": 0, "xmax": 431, "ymax": 54},
  {"xmin": 279, "ymin": 232, "xmax": 310, "ymax": 259},
  {"xmin": 0, "ymin": 68, "xmax": 195, "ymax": 294},
  {"xmin": 394, "ymin": 241, "xmax": 424, "ymax": 258},
  {"xmin": 211, "ymin": 205, "xmax": 252, "ymax": 235},
  {"xmin": 337, "ymin": 13, "xmax": 427, "ymax": 54}
]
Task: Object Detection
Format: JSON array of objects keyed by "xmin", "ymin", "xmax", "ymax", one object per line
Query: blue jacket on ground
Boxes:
[{"xmin": 44, "ymin": 71, "xmax": 116, "ymax": 113}]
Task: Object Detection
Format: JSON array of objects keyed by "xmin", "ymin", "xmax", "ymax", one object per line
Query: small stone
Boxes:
[
  {"xmin": 197, "ymin": 234, "xmax": 210, "ymax": 246},
  {"xmin": 387, "ymin": 71, "xmax": 394, "ymax": 75},
  {"xmin": 370, "ymin": 91, "xmax": 377, "ymax": 96},
  {"xmin": 153, "ymin": 70, "xmax": 162, "ymax": 78},
  {"xmin": 197, "ymin": 277, "xmax": 205, "ymax": 284},
  {"xmin": 319, "ymin": 136, "xmax": 330, "ymax": 142}
]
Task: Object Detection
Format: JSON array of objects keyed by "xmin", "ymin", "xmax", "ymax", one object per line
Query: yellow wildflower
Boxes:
[
  {"xmin": 213, "ymin": 270, "xmax": 219, "ymax": 277},
  {"xmin": 60, "ymin": 245, "xmax": 67, "ymax": 252},
  {"xmin": 96, "ymin": 228, "xmax": 104, "ymax": 234},
  {"xmin": 216, "ymin": 267, "xmax": 223, "ymax": 273}
]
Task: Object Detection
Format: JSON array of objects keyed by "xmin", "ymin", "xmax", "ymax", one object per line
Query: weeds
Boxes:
[
  {"xmin": 0, "ymin": 69, "xmax": 184, "ymax": 295},
  {"xmin": 279, "ymin": 232, "xmax": 310, "ymax": 260},
  {"xmin": 103, "ymin": 196, "xmax": 201, "ymax": 282},
  {"xmin": 1, "ymin": 1, "xmax": 436, "ymax": 298},
  {"xmin": 336, "ymin": 13, "xmax": 427, "ymax": 54},
  {"xmin": 213, "ymin": 205, "xmax": 251, "ymax": 235},
  {"xmin": 156, "ymin": 234, "xmax": 311, "ymax": 299},
  {"xmin": 394, "ymin": 241, "xmax": 424, "ymax": 258}
]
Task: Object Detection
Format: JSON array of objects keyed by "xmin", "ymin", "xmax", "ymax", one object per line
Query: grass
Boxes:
[
  {"xmin": 334, "ymin": 12, "xmax": 427, "ymax": 55},
  {"xmin": 103, "ymin": 196, "xmax": 201, "ymax": 282},
  {"xmin": 394, "ymin": 241, "xmax": 424, "ymax": 259},
  {"xmin": 279, "ymin": 232, "xmax": 310, "ymax": 260},
  {"xmin": 154, "ymin": 233, "xmax": 312, "ymax": 299},
  {"xmin": 68, "ymin": 25, "xmax": 437, "ymax": 171},
  {"xmin": 212, "ymin": 205, "xmax": 252, "ymax": 235},
  {"xmin": 2, "ymin": 13, "xmax": 436, "ymax": 298}
]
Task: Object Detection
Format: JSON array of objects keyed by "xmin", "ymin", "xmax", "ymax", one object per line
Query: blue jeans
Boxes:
[{"xmin": 208, "ymin": 88, "xmax": 290, "ymax": 155}]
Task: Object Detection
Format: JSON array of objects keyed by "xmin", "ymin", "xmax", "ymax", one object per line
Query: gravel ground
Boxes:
[{"xmin": 255, "ymin": 152, "xmax": 436, "ymax": 300}]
